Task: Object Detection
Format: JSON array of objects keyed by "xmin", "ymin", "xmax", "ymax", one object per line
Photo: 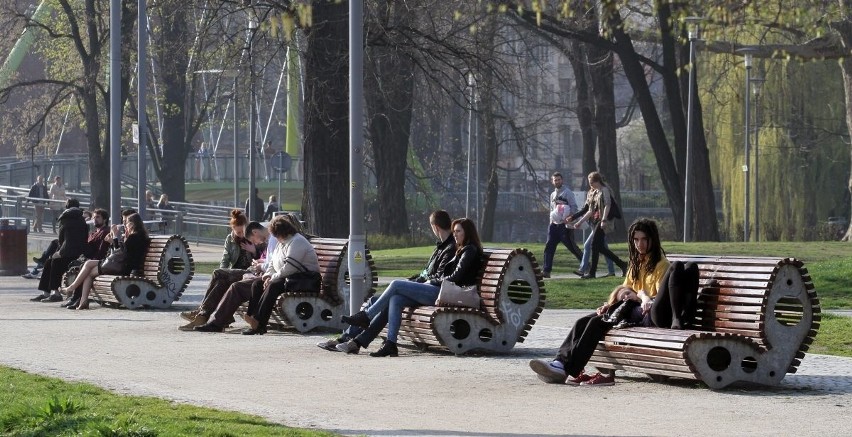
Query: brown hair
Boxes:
[
  {"xmin": 269, "ymin": 215, "xmax": 297, "ymax": 239},
  {"xmin": 451, "ymin": 218, "xmax": 483, "ymax": 255},
  {"xmin": 588, "ymin": 171, "xmax": 604, "ymax": 185},
  {"xmin": 229, "ymin": 209, "xmax": 248, "ymax": 228}
]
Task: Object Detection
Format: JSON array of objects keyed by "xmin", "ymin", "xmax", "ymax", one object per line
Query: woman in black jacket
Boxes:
[
  {"xmin": 342, "ymin": 218, "xmax": 483, "ymax": 357},
  {"xmin": 61, "ymin": 213, "xmax": 151, "ymax": 309}
]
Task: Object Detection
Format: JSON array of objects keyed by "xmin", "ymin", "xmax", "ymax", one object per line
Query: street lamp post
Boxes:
[
  {"xmin": 683, "ymin": 17, "xmax": 702, "ymax": 243},
  {"xmin": 738, "ymin": 49, "xmax": 757, "ymax": 242},
  {"xmin": 247, "ymin": 15, "xmax": 258, "ymax": 221},
  {"xmin": 751, "ymin": 76, "xmax": 765, "ymax": 241}
]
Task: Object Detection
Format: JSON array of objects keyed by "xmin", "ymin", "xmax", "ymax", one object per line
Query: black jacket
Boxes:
[
  {"xmin": 429, "ymin": 243, "xmax": 482, "ymax": 288},
  {"xmin": 56, "ymin": 207, "xmax": 88, "ymax": 259},
  {"xmin": 28, "ymin": 183, "xmax": 48, "ymax": 202},
  {"xmin": 411, "ymin": 234, "xmax": 456, "ymax": 283},
  {"xmin": 119, "ymin": 232, "xmax": 152, "ymax": 276}
]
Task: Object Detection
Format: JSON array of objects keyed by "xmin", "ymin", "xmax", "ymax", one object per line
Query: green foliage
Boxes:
[
  {"xmin": 39, "ymin": 395, "xmax": 81, "ymax": 418},
  {"xmin": 0, "ymin": 367, "xmax": 335, "ymax": 436}
]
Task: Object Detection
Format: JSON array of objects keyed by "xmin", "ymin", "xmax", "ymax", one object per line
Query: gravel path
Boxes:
[{"xmin": 1, "ymin": 270, "xmax": 850, "ymax": 436}]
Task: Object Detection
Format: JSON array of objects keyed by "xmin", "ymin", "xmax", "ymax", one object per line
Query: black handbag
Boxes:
[
  {"xmin": 602, "ymin": 299, "xmax": 640, "ymax": 325},
  {"xmin": 99, "ymin": 246, "xmax": 127, "ymax": 275},
  {"xmin": 283, "ymin": 258, "xmax": 321, "ymax": 293}
]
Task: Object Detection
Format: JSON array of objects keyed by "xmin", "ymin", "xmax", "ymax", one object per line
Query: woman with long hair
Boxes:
[
  {"xmin": 530, "ymin": 219, "xmax": 684, "ymax": 385},
  {"xmin": 571, "ymin": 172, "xmax": 627, "ymax": 279},
  {"xmin": 60, "ymin": 213, "xmax": 151, "ymax": 310},
  {"xmin": 221, "ymin": 209, "xmax": 256, "ymax": 269},
  {"xmin": 342, "ymin": 217, "xmax": 484, "ymax": 357}
]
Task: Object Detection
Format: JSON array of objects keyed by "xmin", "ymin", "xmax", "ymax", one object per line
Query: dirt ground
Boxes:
[{"xmin": 2, "ymin": 238, "xmax": 850, "ymax": 436}]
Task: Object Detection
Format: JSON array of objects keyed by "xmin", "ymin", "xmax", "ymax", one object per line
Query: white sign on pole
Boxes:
[{"xmin": 132, "ymin": 123, "xmax": 139, "ymax": 144}]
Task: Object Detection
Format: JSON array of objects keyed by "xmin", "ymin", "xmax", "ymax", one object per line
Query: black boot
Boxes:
[
  {"xmin": 341, "ymin": 310, "xmax": 370, "ymax": 330},
  {"xmin": 241, "ymin": 327, "xmax": 266, "ymax": 335},
  {"xmin": 194, "ymin": 323, "xmax": 224, "ymax": 333},
  {"xmin": 369, "ymin": 340, "xmax": 398, "ymax": 357}
]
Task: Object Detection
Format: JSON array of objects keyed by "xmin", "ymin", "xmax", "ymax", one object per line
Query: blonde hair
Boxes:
[{"xmin": 606, "ymin": 285, "xmax": 636, "ymax": 306}]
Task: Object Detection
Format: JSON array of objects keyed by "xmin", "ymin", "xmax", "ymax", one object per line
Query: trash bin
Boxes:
[{"xmin": 0, "ymin": 217, "xmax": 28, "ymax": 275}]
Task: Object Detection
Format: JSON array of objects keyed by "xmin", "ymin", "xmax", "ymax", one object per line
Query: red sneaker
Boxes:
[
  {"xmin": 564, "ymin": 371, "xmax": 594, "ymax": 386},
  {"xmin": 580, "ymin": 372, "xmax": 615, "ymax": 386}
]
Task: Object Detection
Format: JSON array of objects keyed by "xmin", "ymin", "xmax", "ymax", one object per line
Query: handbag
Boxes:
[
  {"xmin": 435, "ymin": 280, "xmax": 481, "ymax": 309},
  {"xmin": 99, "ymin": 246, "xmax": 127, "ymax": 275},
  {"xmin": 283, "ymin": 257, "xmax": 322, "ymax": 293},
  {"xmin": 602, "ymin": 299, "xmax": 640, "ymax": 325}
]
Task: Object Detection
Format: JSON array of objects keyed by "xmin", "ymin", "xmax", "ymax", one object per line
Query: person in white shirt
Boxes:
[{"xmin": 542, "ymin": 172, "xmax": 582, "ymax": 278}]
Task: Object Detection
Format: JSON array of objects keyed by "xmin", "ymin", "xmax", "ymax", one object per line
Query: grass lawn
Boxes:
[
  {"xmin": 184, "ymin": 181, "xmax": 303, "ymax": 211},
  {"xmin": 0, "ymin": 367, "xmax": 334, "ymax": 437},
  {"xmin": 369, "ymin": 241, "xmax": 852, "ymax": 358}
]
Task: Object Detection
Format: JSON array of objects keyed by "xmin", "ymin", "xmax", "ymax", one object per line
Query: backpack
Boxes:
[{"xmin": 607, "ymin": 195, "xmax": 623, "ymax": 220}]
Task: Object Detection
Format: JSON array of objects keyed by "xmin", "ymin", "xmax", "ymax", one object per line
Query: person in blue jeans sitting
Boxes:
[
  {"xmin": 340, "ymin": 217, "xmax": 483, "ymax": 357},
  {"xmin": 318, "ymin": 210, "xmax": 456, "ymax": 354}
]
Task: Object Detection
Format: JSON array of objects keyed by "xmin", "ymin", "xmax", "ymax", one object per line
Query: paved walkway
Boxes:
[{"xmin": 3, "ymin": 239, "xmax": 851, "ymax": 435}]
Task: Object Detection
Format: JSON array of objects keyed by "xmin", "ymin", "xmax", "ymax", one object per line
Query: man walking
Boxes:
[
  {"xmin": 28, "ymin": 175, "xmax": 49, "ymax": 232},
  {"xmin": 542, "ymin": 172, "xmax": 582, "ymax": 278}
]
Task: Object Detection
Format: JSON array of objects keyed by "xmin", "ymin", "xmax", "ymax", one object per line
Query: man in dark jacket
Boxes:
[
  {"xmin": 27, "ymin": 175, "xmax": 49, "ymax": 232},
  {"xmin": 31, "ymin": 198, "xmax": 89, "ymax": 302},
  {"xmin": 244, "ymin": 188, "xmax": 264, "ymax": 222},
  {"xmin": 60, "ymin": 208, "xmax": 113, "ymax": 308}
]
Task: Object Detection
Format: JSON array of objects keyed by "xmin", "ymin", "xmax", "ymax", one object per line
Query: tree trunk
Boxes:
[
  {"xmin": 834, "ymin": 8, "xmax": 852, "ymax": 241},
  {"xmin": 365, "ymin": 3, "xmax": 415, "ymax": 236},
  {"xmin": 302, "ymin": 1, "xmax": 350, "ymax": 237},
  {"xmin": 588, "ymin": 42, "xmax": 623, "ymax": 239},
  {"xmin": 153, "ymin": 0, "xmax": 191, "ymax": 202},
  {"xmin": 568, "ymin": 40, "xmax": 597, "ymax": 186},
  {"xmin": 479, "ymin": 73, "xmax": 500, "ymax": 241},
  {"xmin": 608, "ymin": 12, "xmax": 684, "ymax": 236}
]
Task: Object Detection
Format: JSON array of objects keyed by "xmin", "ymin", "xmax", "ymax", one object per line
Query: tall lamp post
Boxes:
[
  {"xmin": 751, "ymin": 76, "xmax": 765, "ymax": 241},
  {"xmin": 738, "ymin": 48, "xmax": 757, "ymax": 242},
  {"xmin": 246, "ymin": 12, "xmax": 258, "ymax": 221},
  {"xmin": 682, "ymin": 17, "xmax": 702, "ymax": 243}
]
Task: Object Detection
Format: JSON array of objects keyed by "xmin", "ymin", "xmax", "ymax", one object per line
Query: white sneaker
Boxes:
[
  {"xmin": 335, "ymin": 340, "xmax": 361, "ymax": 354},
  {"xmin": 529, "ymin": 359, "xmax": 566, "ymax": 384}
]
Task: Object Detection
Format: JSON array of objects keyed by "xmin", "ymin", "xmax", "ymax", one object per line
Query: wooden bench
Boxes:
[
  {"xmin": 587, "ymin": 255, "xmax": 820, "ymax": 389},
  {"xmin": 84, "ymin": 235, "xmax": 195, "ymax": 309},
  {"xmin": 239, "ymin": 237, "xmax": 378, "ymax": 333},
  {"xmin": 393, "ymin": 247, "xmax": 546, "ymax": 354}
]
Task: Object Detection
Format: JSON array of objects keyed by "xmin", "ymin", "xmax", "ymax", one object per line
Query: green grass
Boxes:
[
  {"xmin": 184, "ymin": 181, "xmax": 303, "ymax": 211},
  {"xmin": 810, "ymin": 313, "xmax": 852, "ymax": 357},
  {"xmin": 372, "ymin": 241, "xmax": 852, "ymax": 308},
  {"xmin": 0, "ymin": 367, "xmax": 335, "ymax": 437}
]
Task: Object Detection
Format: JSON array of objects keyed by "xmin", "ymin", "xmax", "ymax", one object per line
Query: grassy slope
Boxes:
[{"xmin": 0, "ymin": 367, "xmax": 334, "ymax": 436}]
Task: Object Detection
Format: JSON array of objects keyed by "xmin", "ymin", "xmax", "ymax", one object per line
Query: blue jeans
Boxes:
[
  {"xmin": 366, "ymin": 279, "xmax": 440, "ymax": 343},
  {"xmin": 543, "ymin": 223, "xmax": 582, "ymax": 273},
  {"xmin": 578, "ymin": 231, "xmax": 614, "ymax": 275},
  {"xmin": 346, "ymin": 296, "xmax": 389, "ymax": 347}
]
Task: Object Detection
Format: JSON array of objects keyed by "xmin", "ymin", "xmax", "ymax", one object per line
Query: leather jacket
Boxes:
[
  {"xmin": 411, "ymin": 234, "xmax": 456, "ymax": 283},
  {"xmin": 429, "ymin": 243, "xmax": 482, "ymax": 287}
]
